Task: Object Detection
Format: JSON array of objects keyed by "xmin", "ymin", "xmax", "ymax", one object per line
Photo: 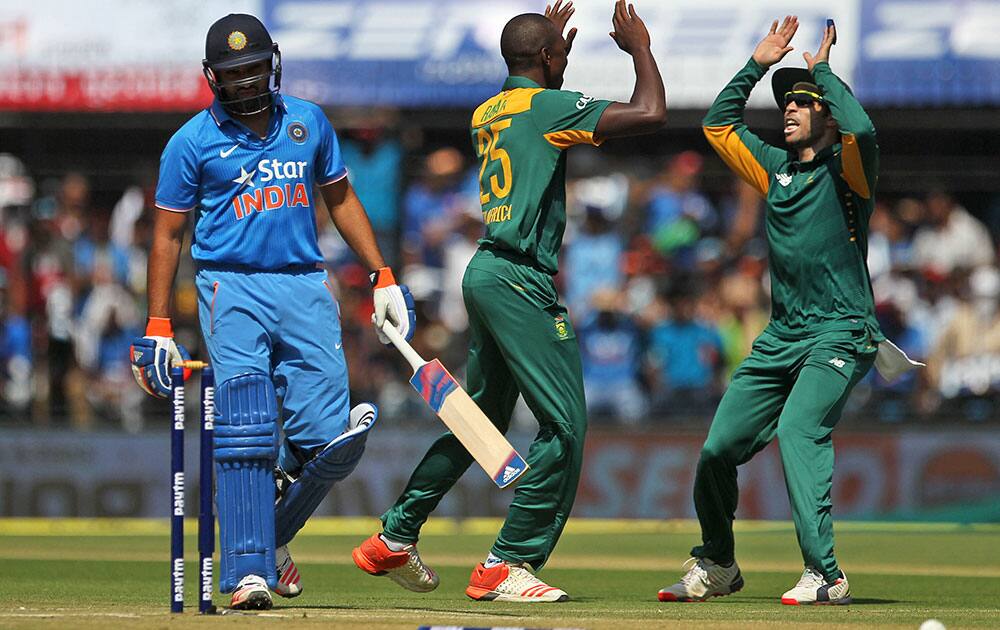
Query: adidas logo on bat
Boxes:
[{"xmin": 502, "ymin": 465, "xmax": 522, "ymax": 484}]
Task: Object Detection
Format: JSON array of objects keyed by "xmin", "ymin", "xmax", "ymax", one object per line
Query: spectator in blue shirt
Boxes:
[
  {"xmin": 578, "ymin": 289, "xmax": 647, "ymax": 423},
  {"xmin": 402, "ymin": 147, "xmax": 478, "ymax": 269},
  {"xmin": 563, "ymin": 206, "xmax": 623, "ymax": 319},
  {"xmin": 341, "ymin": 124, "xmax": 403, "ymax": 265},
  {"xmin": 0, "ymin": 269, "xmax": 31, "ymax": 419},
  {"xmin": 647, "ymin": 277, "xmax": 725, "ymax": 417},
  {"xmin": 646, "ymin": 151, "xmax": 718, "ymax": 269}
]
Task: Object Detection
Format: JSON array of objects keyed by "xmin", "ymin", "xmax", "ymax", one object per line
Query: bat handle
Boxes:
[{"xmin": 379, "ymin": 319, "xmax": 426, "ymax": 372}]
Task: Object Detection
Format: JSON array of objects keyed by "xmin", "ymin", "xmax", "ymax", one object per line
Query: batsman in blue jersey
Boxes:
[{"xmin": 129, "ymin": 14, "xmax": 415, "ymax": 611}]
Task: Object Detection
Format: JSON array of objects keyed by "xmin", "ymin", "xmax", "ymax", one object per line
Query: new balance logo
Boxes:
[
  {"xmin": 828, "ymin": 357, "xmax": 846, "ymax": 369},
  {"xmin": 502, "ymin": 465, "xmax": 521, "ymax": 484},
  {"xmin": 776, "ymin": 173, "xmax": 793, "ymax": 187}
]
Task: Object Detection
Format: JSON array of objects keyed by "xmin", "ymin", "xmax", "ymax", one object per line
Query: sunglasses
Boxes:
[{"xmin": 784, "ymin": 90, "xmax": 824, "ymax": 107}]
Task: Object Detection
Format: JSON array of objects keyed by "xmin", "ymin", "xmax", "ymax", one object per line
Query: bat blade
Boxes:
[{"xmin": 410, "ymin": 359, "xmax": 529, "ymax": 488}]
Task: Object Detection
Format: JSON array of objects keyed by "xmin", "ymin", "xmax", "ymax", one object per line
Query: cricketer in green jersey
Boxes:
[
  {"xmin": 657, "ymin": 16, "xmax": 920, "ymax": 606},
  {"xmin": 352, "ymin": 0, "xmax": 666, "ymax": 602}
]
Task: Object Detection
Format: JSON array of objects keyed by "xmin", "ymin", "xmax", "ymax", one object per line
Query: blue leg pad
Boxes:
[
  {"xmin": 275, "ymin": 403, "xmax": 377, "ymax": 547},
  {"xmin": 214, "ymin": 373, "xmax": 279, "ymax": 592}
]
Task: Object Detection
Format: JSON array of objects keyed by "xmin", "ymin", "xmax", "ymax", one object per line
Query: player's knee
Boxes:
[
  {"xmin": 550, "ymin": 420, "xmax": 585, "ymax": 459},
  {"xmin": 699, "ymin": 440, "xmax": 734, "ymax": 467},
  {"xmin": 214, "ymin": 373, "xmax": 279, "ymax": 462},
  {"xmin": 775, "ymin": 422, "xmax": 813, "ymax": 446}
]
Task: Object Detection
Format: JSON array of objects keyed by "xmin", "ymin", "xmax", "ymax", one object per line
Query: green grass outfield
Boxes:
[{"xmin": 1, "ymin": 518, "xmax": 998, "ymax": 629}]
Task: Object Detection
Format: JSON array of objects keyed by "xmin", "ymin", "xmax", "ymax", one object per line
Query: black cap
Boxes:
[
  {"xmin": 204, "ymin": 14, "xmax": 274, "ymax": 70},
  {"xmin": 771, "ymin": 67, "xmax": 823, "ymax": 109}
]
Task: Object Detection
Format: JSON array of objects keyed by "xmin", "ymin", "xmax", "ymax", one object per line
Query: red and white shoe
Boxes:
[
  {"xmin": 274, "ymin": 545, "xmax": 302, "ymax": 598},
  {"xmin": 657, "ymin": 557, "xmax": 743, "ymax": 602},
  {"xmin": 465, "ymin": 562, "xmax": 569, "ymax": 603},
  {"xmin": 352, "ymin": 533, "xmax": 439, "ymax": 592},
  {"xmin": 230, "ymin": 574, "xmax": 272, "ymax": 610},
  {"xmin": 781, "ymin": 567, "xmax": 852, "ymax": 605}
]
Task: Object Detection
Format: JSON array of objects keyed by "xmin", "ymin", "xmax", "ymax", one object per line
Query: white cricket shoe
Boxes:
[
  {"xmin": 657, "ymin": 557, "xmax": 744, "ymax": 602},
  {"xmin": 465, "ymin": 561, "xmax": 569, "ymax": 602},
  {"xmin": 274, "ymin": 545, "xmax": 302, "ymax": 598},
  {"xmin": 230, "ymin": 574, "xmax": 273, "ymax": 610},
  {"xmin": 781, "ymin": 567, "xmax": 852, "ymax": 605}
]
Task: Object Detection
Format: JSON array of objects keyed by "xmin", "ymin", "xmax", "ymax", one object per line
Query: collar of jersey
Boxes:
[
  {"xmin": 209, "ymin": 95, "xmax": 288, "ymax": 146},
  {"xmin": 788, "ymin": 143, "xmax": 839, "ymax": 172},
  {"xmin": 502, "ymin": 76, "xmax": 543, "ymax": 90}
]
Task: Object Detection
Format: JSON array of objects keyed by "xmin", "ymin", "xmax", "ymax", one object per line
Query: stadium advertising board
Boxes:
[
  {"xmin": 0, "ymin": 0, "xmax": 257, "ymax": 111},
  {"xmin": 2, "ymin": 429, "xmax": 997, "ymax": 520},
  {"xmin": 1, "ymin": 1, "xmax": 996, "ymax": 111}
]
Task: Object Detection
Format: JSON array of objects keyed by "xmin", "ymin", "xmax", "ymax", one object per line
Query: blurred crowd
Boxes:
[{"xmin": 1, "ymin": 128, "xmax": 999, "ymax": 432}]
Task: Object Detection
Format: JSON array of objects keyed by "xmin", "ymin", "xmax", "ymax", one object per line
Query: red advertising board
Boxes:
[{"xmin": 0, "ymin": 67, "xmax": 213, "ymax": 112}]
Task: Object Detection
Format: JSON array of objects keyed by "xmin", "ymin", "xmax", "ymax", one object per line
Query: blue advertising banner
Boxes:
[
  {"xmin": 262, "ymin": 0, "xmax": 535, "ymax": 107},
  {"xmin": 259, "ymin": 0, "xmax": 999, "ymax": 108},
  {"xmin": 261, "ymin": 0, "xmax": 865, "ymax": 109},
  {"xmin": 856, "ymin": 0, "xmax": 1000, "ymax": 106},
  {"xmin": 4, "ymin": 0, "xmax": 995, "ymax": 111}
]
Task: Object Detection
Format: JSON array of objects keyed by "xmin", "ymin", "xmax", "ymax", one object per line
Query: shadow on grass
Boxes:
[
  {"xmin": 699, "ymin": 596, "xmax": 901, "ymax": 605},
  {"xmin": 281, "ymin": 604, "xmax": 525, "ymax": 617}
]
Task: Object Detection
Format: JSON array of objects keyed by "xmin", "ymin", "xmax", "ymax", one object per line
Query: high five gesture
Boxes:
[
  {"xmin": 545, "ymin": 0, "xmax": 578, "ymax": 54},
  {"xmin": 804, "ymin": 20, "xmax": 836, "ymax": 71},
  {"xmin": 609, "ymin": 0, "xmax": 651, "ymax": 54},
  {"xmin": 752, "ymin": 15, "xmax": 799, "ymax": 69}
]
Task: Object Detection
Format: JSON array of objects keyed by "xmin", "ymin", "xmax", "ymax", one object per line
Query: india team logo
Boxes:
[
  {"xmin": 227, "ymin": 31, "xmax": 247, "ymax": 51},
  {"xmin": 287, "ymin": 122, "xmax": 308, "ymax": 144}
]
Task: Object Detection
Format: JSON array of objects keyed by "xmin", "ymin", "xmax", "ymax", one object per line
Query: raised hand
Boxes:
[
  {"xmin": 752, "ymin": 15, "xmax": 798, "ymax": 69},
  {"xmin": 545, "ymin": 0, "xmax": 578, "ymax": 54},
  {"xmin": 609, "ymin": 0, "xmax": 651, "ymax": 55},
  {"xmin": 804, "ymin": 20, "xmax": 836, "ymax": 71}
]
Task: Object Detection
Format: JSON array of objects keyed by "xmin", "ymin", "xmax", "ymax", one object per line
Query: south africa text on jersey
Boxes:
[
  {"xmin": 483, "ymin": 203, "xmax": 512, "ymax": 225},
  {"xmin": 230, "ymin": 158, "xmax": 310, "ymax": 220}
]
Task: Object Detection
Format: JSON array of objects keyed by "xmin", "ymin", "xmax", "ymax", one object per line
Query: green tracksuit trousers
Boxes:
[
  {"xmin": 381, "ymin": 249, "xmax": 587, "ymax": 570},
  {"xmin": 691, "ymin": 327, "xmax": 876, "ymax": 582}
]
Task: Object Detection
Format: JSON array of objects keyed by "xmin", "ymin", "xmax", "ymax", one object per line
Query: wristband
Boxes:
[
  {"xmin": 145, "ymin": 317, "xmax": 174, "ymax": 337},
  {"xmin": 369, "ymin": 267, "xmax": 396, "ymax": 289}
]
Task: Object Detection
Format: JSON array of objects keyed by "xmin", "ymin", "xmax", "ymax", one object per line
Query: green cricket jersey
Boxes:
[
  {"xmin": 703, "ymin": 59, "xmax": 884, "ymax": 341},
  {"xmin": 470, "ymin": 76, "xmax": 612, "ymax": 274}
]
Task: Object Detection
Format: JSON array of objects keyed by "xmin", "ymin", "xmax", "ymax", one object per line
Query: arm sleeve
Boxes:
[
  {"xmin": 811, "ymin": 61, "xmax": 878, "ymax": 199},
  {"xmin": 315, "ymin": 108, "xmax": 349, "ymax": 186},
  {"xmin": 154, "ymin": 131, "xmax": 200, "ymax": 212},
  {"xmin": 702, "ymin": 59, "xmax": 787, "ymax": 198},
  {"xmin": 531, "ymin": 90, "xmax": 614, "ymax": 149}
]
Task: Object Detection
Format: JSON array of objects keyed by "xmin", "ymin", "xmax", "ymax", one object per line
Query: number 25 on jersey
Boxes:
[{"xmin": 477, "ymin": 118, "xmax": 512, "ymax": 205}]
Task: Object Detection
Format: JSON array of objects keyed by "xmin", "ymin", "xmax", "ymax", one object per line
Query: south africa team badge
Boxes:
[
  {"xmin": 287, "ymin": 122, "xmax": 308, "ymax": 144},
  {"xmin": 554, "ymin": 315, "xmax": 570, "ymax": 340}
]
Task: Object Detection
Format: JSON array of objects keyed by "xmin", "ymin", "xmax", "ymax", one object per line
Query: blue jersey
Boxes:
[{"xmin": 155, "ymin": 95, "xmax": 347, "ymax": 269}]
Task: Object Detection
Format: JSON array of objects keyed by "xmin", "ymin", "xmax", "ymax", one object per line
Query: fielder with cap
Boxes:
[
  {"xmin": 129, "ymin": 14, "xmax": 415, "ymax": 610},
  {"xmin": 657, "ymin": 16, "xmax": 921, "ymax": 605}
]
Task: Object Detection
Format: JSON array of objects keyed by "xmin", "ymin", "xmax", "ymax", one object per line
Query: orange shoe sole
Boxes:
[{"xmin": 352, "ymin": 546, "xmax": 388, "ymax": 576}]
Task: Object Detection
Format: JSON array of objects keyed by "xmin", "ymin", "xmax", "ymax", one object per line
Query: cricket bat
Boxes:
[{"xmin": 379, "ymin": 320, "xmax": 528, "ymax": 488}]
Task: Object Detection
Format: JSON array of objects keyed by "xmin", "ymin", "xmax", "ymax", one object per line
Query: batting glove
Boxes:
[
  {"xmin": 129, "ymin": 317, "xmax": 191, "ymax": 398},
  {"xmin": 370, "ymin": 267, "xmax": 415, "ymax": 344}
]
